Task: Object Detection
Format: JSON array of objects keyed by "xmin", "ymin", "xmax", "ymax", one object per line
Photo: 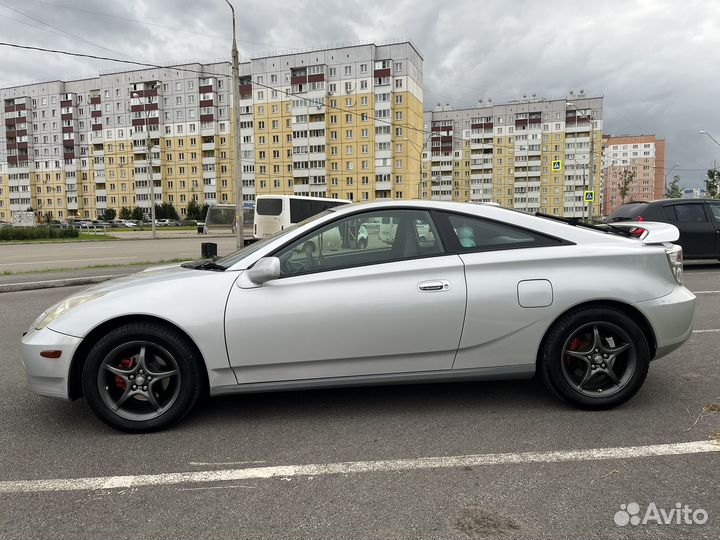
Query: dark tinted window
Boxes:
[
  {"xmin": 670, "ymin": 203, "xmax": 707, "ymax": 222},
  {"xmin": 446, "ymin": 213, "xmax": 562, "ymax": 251},
  {"xmin": 607, "ymin": 202, "xmax": 648, "ymax": 221},
  {"xmin": 256, "ymin": 198, "xmax": 282, "ymax": 216},
  {"xmin": 290, "ymin": 199, "xmax": 347, "ymax": 223},
  {"xmin": 707, "ymin": 202, "xmax": 720, "ymax": 221}
]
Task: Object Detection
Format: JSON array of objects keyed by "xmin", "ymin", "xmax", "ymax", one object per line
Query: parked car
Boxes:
[
  {"xmin": 607, "ymin": 199, "xmax": 720, "ymax": 260},
  {"xmin": 121, "ymin": 220, "xmax": 138, "ymax": 228},
  {"xmin": 21, "ymin": 200, "xmax": 695, "ymax": 432}
]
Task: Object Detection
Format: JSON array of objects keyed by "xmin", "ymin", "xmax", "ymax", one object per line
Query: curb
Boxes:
[{"xmin": 0, "ymin": 274, "xmax": 126, "ymax": 294}]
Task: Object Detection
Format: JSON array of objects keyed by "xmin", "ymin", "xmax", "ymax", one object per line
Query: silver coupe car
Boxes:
[{"xmin": 21, "ymin": 201, "xmax": 695, "ymax": 432}]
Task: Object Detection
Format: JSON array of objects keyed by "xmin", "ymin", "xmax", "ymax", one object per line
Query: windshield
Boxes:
[{"xmin": 213, "ymin": 210, "xmax": 334, "ymax": 269}]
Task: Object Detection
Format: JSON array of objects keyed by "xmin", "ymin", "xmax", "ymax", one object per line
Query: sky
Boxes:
[{"xmin": 1, "ymin": 0, "xmax": 719, "ymax": 188}]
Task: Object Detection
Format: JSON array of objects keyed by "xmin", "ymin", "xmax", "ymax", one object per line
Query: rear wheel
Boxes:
[
  {"xmin": 82, "ymin": 322, "xmax": 203, "ymax": 432},
  {"xmin": 539, "ymin": 307, "xmax": 650, "ymax": 409}
]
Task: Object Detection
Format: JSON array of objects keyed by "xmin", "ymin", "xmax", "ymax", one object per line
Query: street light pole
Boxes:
[
  {"xmin": 225, "ymin": 0, "xmax": 244, "ymax": 248},
  {"xmin": 132, "ymin": 90, "xmax": 157, "ymax": 239},
  {"xmin": 664, "ymin": 162, "xmax": 680, "ymax": 195},
  {"xmin": 567, "ymin": 103, "xmax": 594, "ymax": 221}
]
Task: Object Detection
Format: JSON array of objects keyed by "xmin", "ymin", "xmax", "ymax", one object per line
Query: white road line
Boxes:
[
  {"xmin": 0, "ymin": 440, "xmax": 716, "ymax": 494},
  {"xmin": 692, "ymin": 329, "xmax": 720, "ymax": 333},
  {"xmin": 188, "ymin": 461, "xmax": 267, "ymax": 466},
  {"xmin": 694, "ymin": 290, "xmax": 720, "ymax": 294}
]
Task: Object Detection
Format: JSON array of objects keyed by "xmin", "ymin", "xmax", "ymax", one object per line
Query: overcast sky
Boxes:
[{"xmin": 1, "ymin": 0, "xmax": 718, "ymax": 188}]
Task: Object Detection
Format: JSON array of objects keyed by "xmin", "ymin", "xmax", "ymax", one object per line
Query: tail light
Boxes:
[
  {"xmin": 629, "ymin": 215, "xmax": 646, "ymax": 237},
  {"xmin": 665, "ymin": 244, "xmax": 683, "ymax": 285}
]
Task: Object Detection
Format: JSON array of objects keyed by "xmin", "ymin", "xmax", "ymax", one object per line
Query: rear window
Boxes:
[
  {"xmin": 607, "ymin": 202, "xmax": 648, "ymax": 221},
  {"xmin": 664, "ymin": 203, "xmax": 708, "ymax": 222},
  {"xmin": 256, "ymin": 198, "xmax": 282, "ymax": 216}
]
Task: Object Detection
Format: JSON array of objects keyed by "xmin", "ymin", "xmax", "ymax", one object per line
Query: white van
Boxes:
[{"xmin": 253, "ymin": 195, "xmax": 352, "ymax": 239}]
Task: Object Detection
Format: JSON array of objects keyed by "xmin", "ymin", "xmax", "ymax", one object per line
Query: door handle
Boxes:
[{"xmin": 418, "ymin": 280, "xmax": 450, "ymax": 292}]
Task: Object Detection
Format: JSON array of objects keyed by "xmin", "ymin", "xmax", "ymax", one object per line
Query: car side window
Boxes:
[
  {"xmin": 673, "ymin": 203, "xmax": 707, "ymax": 222},
  {"xmin": 275, "ymin": 209, "xmax": 444, "ymax": 277},
  {"xmin": 444, "ymin": 213, "xmax": 562, "ymax": 252},
  {"xmin": 708, "ymin": 202, "xmax": 720, "ymax": 222}
]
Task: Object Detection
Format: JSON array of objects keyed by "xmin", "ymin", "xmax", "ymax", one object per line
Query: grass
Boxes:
[
  {"xmin": 0, "ymin": 258, "xmax": 190, "ymax": 276},
  {"xmin": 0, "ymin": 233, "xmax": 118, "ymax": 244}
]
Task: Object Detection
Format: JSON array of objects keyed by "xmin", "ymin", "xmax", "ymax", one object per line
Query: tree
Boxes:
[
  {"xmin": 101, "ymin": 208, "xmax": 117, "ymax": 221},
  {"xmin": 131, "ymin": 206, "xmax": 144, "ymax": 221},
  {"xmin": 119, "ymin": 206, "xmax": 132, "ymax": 220},
  {"xmin": 665, "ymin": 175, "xmax": 682, "ymax": 199},
  {"xmin": 161, "ymin": 202, "xmax": 179, "ymax": 221},
  {"xmin": 200, "ymin": 203, "xmax": 210, "ymax": 221},
  {"xmin": 619, "ymin": 169, "xmax": 636, "ymax": 203},
  {"xmin": 154, "ymin": 203, "xmax": 166, "ymax": 220},
  {"xmin": 706, "ymin": 168, "xmax": 720, "ymax": 199},
  {"xmin": 186, "ymin": 199, "xmax": 202, "ymax": 220}
]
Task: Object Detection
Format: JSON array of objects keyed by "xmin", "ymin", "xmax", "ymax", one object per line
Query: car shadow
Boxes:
[{"xmin": 183, "ymin": 377, "xmax": 562, "ymax": 428}]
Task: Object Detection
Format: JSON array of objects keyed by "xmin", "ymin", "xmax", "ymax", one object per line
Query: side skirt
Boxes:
[{"xmin": 209, "ymin": 364, "xmax": 536, "ymax": 396}]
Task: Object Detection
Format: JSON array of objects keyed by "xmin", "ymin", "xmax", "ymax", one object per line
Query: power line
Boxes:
[
  {"xmin": 1, "ymin": 41, "xmax": 704, "ymax": 180},
  {"xmin": 0, "ymin": 1, "xmax": 134, "ymax": 60},
  {"xmin": 23, "ymin": 0, "xmax": 285, "ymax": 48}
]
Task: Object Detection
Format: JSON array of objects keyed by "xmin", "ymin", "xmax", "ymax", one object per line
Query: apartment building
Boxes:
[
  {"xmin": 601, "ymin": 134, "xmax": 666, "ymax": 215},
  {"xmin": 0, "ymin": 40, "xmax": 423, "ymax": 221},
  {"xmin": 422, "ymin": 95, "xmax": 604, "ymax": 218}
]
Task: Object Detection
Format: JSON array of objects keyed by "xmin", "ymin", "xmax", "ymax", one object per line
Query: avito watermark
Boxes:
[{"xmin": 614, "ymin": 502, "xmax": 708, "ymax": 526}]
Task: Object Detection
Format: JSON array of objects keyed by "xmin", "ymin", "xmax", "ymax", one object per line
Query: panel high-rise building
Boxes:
[
  {"xmin": 422, "ymin": 96, "xmax": 604, "ymax": 218},
  {"xmin": 0, "ymin": 40, "xmax": 423, "ymax": 221}
]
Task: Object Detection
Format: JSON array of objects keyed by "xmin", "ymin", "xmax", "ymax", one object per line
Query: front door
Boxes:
[
  {"xmin": 663, "ymin": 202, "xmax": 716, "ymax": 258},
  {"xmin": 224, "ymin": 208, "xmax": 467, "ymax": 384}
]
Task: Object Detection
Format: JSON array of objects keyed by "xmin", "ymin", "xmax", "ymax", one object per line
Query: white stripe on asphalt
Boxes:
[
  {"xmin": 694, "ymin": 290, "xmax": 720, "ymax": 294},
  {"xmin": 692, "ymin": 328, "xmax": 720, "ymax": 333},
  {"xmin": 0, "ymin": 440, "xmax": 716, "ymax": 494}
]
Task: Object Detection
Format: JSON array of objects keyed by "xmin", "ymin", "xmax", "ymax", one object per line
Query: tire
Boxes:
[
  {"xmin": 81, "ymin": 322, "xmax": 203, "ymax": 432},
  {"xmin": 539, "ymin": 306, "xmax": 650, "ymax": 410}
]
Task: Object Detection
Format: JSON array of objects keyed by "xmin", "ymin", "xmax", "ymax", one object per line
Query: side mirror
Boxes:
[{"xmin": 240, "ymin": 257, "xmax": 280, "ymax": 288}]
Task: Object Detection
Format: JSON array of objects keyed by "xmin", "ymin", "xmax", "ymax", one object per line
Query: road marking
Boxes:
[
  {"xmin": 178, "ymin": 485, "xmax": 256, "ymax": 491},
  {"xmin": 694, "ymin": 290, "xmax": 720, "ymax": 294},
  {"xmin": 692, "ymin": 329, "xmax": 720, "ymax": 333},
  {"xmin": 0, "ymin": 257, "xmax": 135, "ymax": 267},
  {"xmin": 188, "ymin": 460, "xmax": 267, "ymax": 467},
  {"xmin": 0, "ymin": 440, "xmax": 716, "ymax": 494}
]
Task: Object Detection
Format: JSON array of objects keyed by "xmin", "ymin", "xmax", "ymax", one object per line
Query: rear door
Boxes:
[
  {"xmin": 707, "ymin": 201, "xmax": 720, "ymax": 257},
  {"xmin": 662, "ymin": 202, "xmax": 716, "ymax": 258}
]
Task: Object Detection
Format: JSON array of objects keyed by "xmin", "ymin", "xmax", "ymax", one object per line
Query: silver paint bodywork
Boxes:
[{"xmin": 20, "ymin": 201, "xmax": 696, "ymax": 401}]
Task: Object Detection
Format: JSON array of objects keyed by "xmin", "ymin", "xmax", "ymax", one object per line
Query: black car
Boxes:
[{"xmin": 607, "ymin": 198, "xmax": 720, "ymax": 260}]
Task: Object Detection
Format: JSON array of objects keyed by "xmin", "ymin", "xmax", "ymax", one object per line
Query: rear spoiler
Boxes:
[{"xmin": 608, "ymin": 221, "xmax": 679, "ymax": 244}]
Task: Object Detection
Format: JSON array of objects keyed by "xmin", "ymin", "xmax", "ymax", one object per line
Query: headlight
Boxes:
[{"xmin": 34, "ymin": 291, "xmax": 107, "ymax": 330}]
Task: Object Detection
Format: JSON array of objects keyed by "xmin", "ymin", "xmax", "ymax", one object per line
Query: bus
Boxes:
[{"xmin": 253, "ymin": 195, "xmax": 351, "ymax": 239}]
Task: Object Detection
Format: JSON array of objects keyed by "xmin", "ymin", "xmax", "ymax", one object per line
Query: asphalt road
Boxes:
[
  {"xmin": 0, "ymin": 265, "xmax": 719, "ymax": 539},
  {"xmin": 0, "ymin": 235, "xmax": 239, "ymax": 273}
]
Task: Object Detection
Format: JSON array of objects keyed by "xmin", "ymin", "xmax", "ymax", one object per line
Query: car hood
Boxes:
[{"xmin": 43, "ymin": 263, "xmax": 242, "ymax": 338}]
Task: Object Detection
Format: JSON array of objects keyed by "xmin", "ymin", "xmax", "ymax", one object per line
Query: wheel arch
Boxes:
[
  {"xmin": 68, "ymin": 315, "xmax": 209, "ymax": 400},
  {"xmin": 536, "ymin": 300, "xmax": 657, "ymax": 369}
]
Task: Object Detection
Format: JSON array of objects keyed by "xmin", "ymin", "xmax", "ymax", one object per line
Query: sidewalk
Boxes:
[{"xmin": 0, "ymin": 265, "xmax": 154, "ymax": 293}]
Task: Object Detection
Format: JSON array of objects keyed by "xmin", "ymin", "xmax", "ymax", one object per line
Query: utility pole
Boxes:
[
  {"xmin": 225, "ymin": 0, "xmax": 244, "ymax": 248},
  {"xmin": 133, "ymin": 88, "xmax": 158, "ymax": 239},
  {"xmin": 568, "ymin": 102, "xmax": 594, "ymax": 221}
]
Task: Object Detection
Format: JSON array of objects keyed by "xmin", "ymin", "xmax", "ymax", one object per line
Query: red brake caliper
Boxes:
[{"xmin": 115, "ymin": 358, "xmax": 135, "ymax": 390}]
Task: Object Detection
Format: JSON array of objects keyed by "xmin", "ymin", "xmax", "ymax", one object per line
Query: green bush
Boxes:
[{"xmin": 0, "ymin": 225, "xmax": 80, "ymax": 241}]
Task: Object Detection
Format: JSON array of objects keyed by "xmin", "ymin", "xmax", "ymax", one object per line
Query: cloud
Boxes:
[{"xmin": 1, "ymin": 0, "xmax": 718, "ymax": 187}]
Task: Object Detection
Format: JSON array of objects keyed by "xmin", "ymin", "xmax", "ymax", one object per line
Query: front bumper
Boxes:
[
  {"xmin": 20, "ymin": 326, "xmax": 82, "ymax": 400},
  {"xmin": 636, "ymin": 285, "xmax": 696, "ymax": 360}
]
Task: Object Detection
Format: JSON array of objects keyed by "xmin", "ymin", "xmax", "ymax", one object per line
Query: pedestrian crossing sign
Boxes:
[
  {"xmin": 583, "ymin": 191, "xmax": 595, "ymax": 202},
  {"xmin": 552, "ymin": 160, "xmax": 562, "ymax": 172}
]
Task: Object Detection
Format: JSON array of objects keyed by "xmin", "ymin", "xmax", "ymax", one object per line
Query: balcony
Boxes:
[
  {"xmin": 201, "ymin": 156, "xmax": 216, "ymax": 166},
  {"xmin": 201, "ymin": 142, "xmax": 215, "ymax": 151},
  {"xmin": 202, "ymin": 169, "xmax": 215, "ymax": 179},
  {"xmin": 375, "ymin": 181, "xmax": 392, "ymax": 190}
]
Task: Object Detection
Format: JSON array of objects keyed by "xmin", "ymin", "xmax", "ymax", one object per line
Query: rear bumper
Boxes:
[
  {"xmin": 20, "ymin": 326, "xmax": 82, "ymax": 400},
  {"xmin": 636, "ymin": 285, "xmax": 696, "ymax": 359}
]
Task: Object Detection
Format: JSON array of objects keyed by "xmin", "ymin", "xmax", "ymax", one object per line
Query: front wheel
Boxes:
[
  {"xmin": 539, "ymin": 307, "xmax": 650, "ymax": 409},
  {"xmin": 82, "ymin": 322, "xmax": 203, "ymax": 432}
]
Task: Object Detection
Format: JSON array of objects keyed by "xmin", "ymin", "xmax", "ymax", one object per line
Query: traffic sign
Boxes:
[
  {"xmin": 552, "ymin": 160, "xmax": 562, "ymax": 172},
  {"xmin": 583, "ymin": 191, "xmax": 595, "ymax": 202}
]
